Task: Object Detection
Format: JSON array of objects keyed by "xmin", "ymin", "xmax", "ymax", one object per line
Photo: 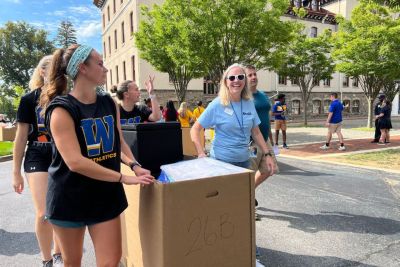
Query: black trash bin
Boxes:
[{"xmin": 122, "ymin": 122, "xmax": 183, "ymax": 177}]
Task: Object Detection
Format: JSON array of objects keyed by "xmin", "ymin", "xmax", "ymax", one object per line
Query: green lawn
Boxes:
[
  {"xmin": 350, "ymin": 127, "xmax": 374, "ymax": 132},
  {"xmin": 329, "ymin": 149, "xmax": 400, "ymax": 170},
  {"xmin": 0, "ymin": 141, "xmax": 13, "ymax": 156}
]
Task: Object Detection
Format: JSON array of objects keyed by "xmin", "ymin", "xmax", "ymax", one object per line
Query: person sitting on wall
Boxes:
[
  {"xmin": 111, "ymin": 76, "xmax": 161, "ymax": 124},
  {"xmin": 193, "ymin": 101, "xmax": 205, "ymax": 121},
  {"xmin": 163, "ymin": 100, "xmax": 178, "ymax": 122},
  {"xmin": 178, "ymin": 102, "xmax": 194, "ymax": 128}
]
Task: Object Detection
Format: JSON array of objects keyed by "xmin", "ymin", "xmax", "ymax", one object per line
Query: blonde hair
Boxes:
[
  {"xmin": 178, "ymin": 102, "xmax": 188, "ymax": 117},
  {"xmin": 218, "ymin": 63, "xmax": 252, "ymax": 106},
  {"xmin": 28, "ymin": 55, "xmax": 53, "ymax": 91}
]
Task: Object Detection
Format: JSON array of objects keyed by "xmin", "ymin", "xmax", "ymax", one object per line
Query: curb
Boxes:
[
  {"xmin": 278, "ymin": 151, "xmax": 400, "ymax": 175},
  {"xmin": 0, "ymin": 155, "xmax": 12, "ymax": 163}
]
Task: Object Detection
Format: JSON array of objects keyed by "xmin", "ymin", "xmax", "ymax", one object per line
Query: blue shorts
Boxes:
[
  {"xmin": 226, "ymin": 160, "xmax": 250, "ymax": 169},
  {"xmin": 48, "ymin": 218, "xmax": 102, "ymax": 228}
]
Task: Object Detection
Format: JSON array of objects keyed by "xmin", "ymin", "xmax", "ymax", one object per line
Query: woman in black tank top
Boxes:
[
  {"xmin": 12, "ymin": 55, "xmax": 63, "ymax": 266},
  {"xmin": 43, "ymin": 44, "xmax": 154, "ymax": 267}
]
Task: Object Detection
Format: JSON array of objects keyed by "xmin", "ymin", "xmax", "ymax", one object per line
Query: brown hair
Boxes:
[
  {"xmin": 111, "ymin": 80, "xmax": 133, "ymax": 100},
  {"xmin": 40, "ymin": 44, "xmax": 84, "ymax": 112}
]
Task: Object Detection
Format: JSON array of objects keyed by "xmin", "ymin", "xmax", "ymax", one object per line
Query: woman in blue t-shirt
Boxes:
[
  {"xmin": 376, "ymin": 99, "xmax": 392, "ymax": 144},
  {"xmin": 191, "ymin": 63, "xmax": 274, "ymax": 171}
]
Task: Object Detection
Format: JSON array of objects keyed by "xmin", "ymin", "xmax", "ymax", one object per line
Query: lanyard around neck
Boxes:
[{"xmin": 230, "ymin": 99, "xmax": 246, "ymax": 140}]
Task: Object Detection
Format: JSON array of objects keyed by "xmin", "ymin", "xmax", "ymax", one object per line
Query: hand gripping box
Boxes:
[{"xmin": 120, "ymin": 158, "xmax": 256, "ymax": 267}]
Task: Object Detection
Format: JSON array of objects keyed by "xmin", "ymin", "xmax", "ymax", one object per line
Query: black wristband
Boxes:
[
  {"xmin": 129, "ymin": 161, "xmax": 142, "ymax": 170},
  {"xmin": 264, "ymin": 152, "xmax": 272, "ymax": 157},
  {"xmin": 118, "ymin": 173, "xmax": 122, "ymax": 183}
]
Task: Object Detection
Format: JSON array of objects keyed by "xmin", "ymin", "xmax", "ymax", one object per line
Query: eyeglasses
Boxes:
[{"xmin": 226, "ymin": 74, "xmax": 245, "ymax": 81}]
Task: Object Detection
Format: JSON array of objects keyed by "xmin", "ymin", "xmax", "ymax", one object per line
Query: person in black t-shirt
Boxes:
[
  {"xmin": 42, "ymin": 44, "xmax": 154, "ymax": 267},
  {"xmin": 12, "ymin": 55, "xmax": 63, "ymax": 266},
  {"xmin": 111, "ymin": 77, "xmax": 161, "ymax": 124},
  {"xmin": 376, "ymin": 99, "xmax": 392, "ymax": 145},
  {"xmin": 372, "ymin": 94, "xmax": 385, "ymax": 143}
]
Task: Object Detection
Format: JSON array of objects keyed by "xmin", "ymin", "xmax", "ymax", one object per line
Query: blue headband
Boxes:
[{"xmin": 66, "ymin": 45, "xmax": 93, "ymax": 79}]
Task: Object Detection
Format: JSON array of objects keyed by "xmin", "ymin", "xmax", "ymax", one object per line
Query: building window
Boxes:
[
  {"xmin": 103, "ymin": 14, "xmax": 105, "ymax": 28},
  {"xmin": 121, "ymin": 22, "xmax": 125, "ymax": 44},
  {"xmin": 310, "ymin": 27, "xmax": 318, "ymax": 38},
  {"xmin": 113, "ymin": 0, "xmax": 116, "ymax": 14},
  {"xmin": 352, "ymin": 77, "xmax": 359, "ymax": 87},
  {"xmin": 123, "ymin": 61, "xmax": 126, "ymax": 80},
  {"xmin": 352, "ymin": 100, "xmax": 360, "ymax": 113},
  {"xmin": 313, "ymin": 79, "xmax": 320, "ymax": 86},
  {"xmin": 131, "ymin": 56, "xmax": 136, "ymax": 81},
  {"xmin": 343, "ymin": 100, "xmax": 350, "ymax": 113},
  {"xmin": 323, "ymin": 99, "xmax": 330, "ymax": 113},
  {"xmin": 110, "ymin": 69, "xmax": 113, "ymax": 86},
  {"xmin": 291, "ymin": 78, "xmax": 298, "ymax": 85},
  {"xmin": 103, "ymin": 42, "xmax": 106, "ymax": 58},
  {"xmin": 323, "ymin": 78, "xmax": 330, "ymax": 86},
  {"xmin": 107, "ymin": 6, "xmax": 110, "ymax": 22},
  {"xmin": 292, "ymin": 100, "xmax": 301, "ymax": 115},
  {"xmin": 278, "ymin": 75, "xmax": 287, "ymax": 85},
  {"xmin": 343, "ymin": 76, "xmax": 349, "ymax": 87},
  {"xmin": 116, "ymin": 65, "xmax": 119, "ymax": 84},
  {"xmin": 108, "ymin": 36, "xmax": 111, "ymax": 55},
  {"xmin": 312, "ymin": 100, "xmax": 322, "ymax": 114},
  {"xmin": 114, "ymin": 30, "xmax": 117, "ymax": 49},
  {"xmin": 203, "ymin": 77, "xmax": 217, "ymax": 95},
  {"xmin": 130, "ymin": 12, "xmax": 134, "ymax": 34}
]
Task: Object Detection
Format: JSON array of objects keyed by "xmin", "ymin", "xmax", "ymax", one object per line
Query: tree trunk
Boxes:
[{"xmin": 367, "ymin": 97, "xmax": 374, "ymax": 128}]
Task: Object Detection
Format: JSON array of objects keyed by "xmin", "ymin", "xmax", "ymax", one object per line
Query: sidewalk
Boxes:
[{"xmin": 279, "ymin": 135, "xmax": 400, "ymax": 159}]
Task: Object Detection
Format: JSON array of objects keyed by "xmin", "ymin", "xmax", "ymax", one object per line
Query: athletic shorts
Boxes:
[
  {"xmin": 275, "ymin": 120, "xmax": 287, "ymax": 131},
  {"xmin": 328, "ymin": 122, "xmax": 342, "ymax": 134},
  {"xmin": 47, "ymin": 215, "xmax": 118, "ymax": 228},
  {"xmin": 24, "ymin": 142, "xmax": 52, "ymax": 173},
  {"xmin": 250, "ymin": 142, "xmax": 279, "ymax": 174}
]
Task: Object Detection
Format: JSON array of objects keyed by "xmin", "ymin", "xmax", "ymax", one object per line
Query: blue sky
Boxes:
[{"xmin": 0, "ymin": 0, "xmax": 102, "ymax": 52}]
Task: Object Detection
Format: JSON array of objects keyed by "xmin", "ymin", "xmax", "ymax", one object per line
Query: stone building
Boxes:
[{"xmin": 93, "ymin": 0, "xmax": 398, "ymax": 118}]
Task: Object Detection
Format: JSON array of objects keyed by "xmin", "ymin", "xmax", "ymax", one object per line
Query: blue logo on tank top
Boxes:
[
  {"xmin": 120, "ymin": 116, "xmax": 141, "ymax": 125},
  {"xmin": 81, "ymin": 115, "xmax": 115, "ymax": 157}
]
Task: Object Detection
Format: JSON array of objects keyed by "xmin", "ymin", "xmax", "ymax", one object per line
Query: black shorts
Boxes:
[{"xmin": 24, "ymin": 142, "xmax": 52, "ymax": 173}]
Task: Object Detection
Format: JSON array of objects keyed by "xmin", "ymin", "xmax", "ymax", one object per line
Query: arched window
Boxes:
[
  {"xmin": 292, "ymin": 100, "xmax": 301, "ymax": 115},
  {"xmin": 352, "ymin": 100, "xmax": 360, "ymax": 113},
  {"xmin": 323, "ymin": 99, "xmax": 330, "ymax": 113},
  {"xmin": 343, "ymin": 100, "xmax": 351, "ymax": 113},
  {"xmin": 312, "ymin": 100, "xmax": 322, "ymax": 114}
]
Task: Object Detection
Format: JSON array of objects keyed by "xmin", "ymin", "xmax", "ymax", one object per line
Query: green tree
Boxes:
[
  {"xmin": 0, "ymin": 84, "xmax": 22, "ymax": 121},
  {"xmin": 332, "ymin": 2, "xmax": 400, "ymax": 127},
  {"xmin": 276, "ymin": 31, "xmax": 335, "ymax": 125},
  {"xmin": 382, "ymin": 80, "xmax": 400, "ymax": 103},
  {"xmin": 135, "ymin": 0, "xmax": 296, "ymax": 103},
  {"xmin": 135, "ymin": 1, "xmax": 208, "ymax": 103},
  {"xmin": 0, "ymin": 21, "xmax": 55, "ymax": 89},
  {"xmin": 55, "ymin": 20, "xmax": 77, "ymax": 48}
]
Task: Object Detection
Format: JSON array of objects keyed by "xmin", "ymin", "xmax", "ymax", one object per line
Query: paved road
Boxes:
[
  {"xmin": 1, "ymin": 156, "xmax": 400, "ymax": 266},
  {"xmin": 0, "ymin": 160, "xmax": 96, "ymax": 266},
  {"xmin": 256, "ymin": 157, "xmax": 400, "ymax": 267}
]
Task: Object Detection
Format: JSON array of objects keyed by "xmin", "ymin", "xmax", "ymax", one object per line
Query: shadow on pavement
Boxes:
[
  {"xmin": 277, "ymin": 162, "xmax": 334, "ymax": 177},
  {"xmin": 257, "ymin": 247, "xmax": 376, "ymax": 267},
  {"xmin": 0, "ymin": 229, "xmax": 39, "ymax": 256},
  {"xmin": 257, "ymin": 208, "xmax": 400, "ymax": 235}
]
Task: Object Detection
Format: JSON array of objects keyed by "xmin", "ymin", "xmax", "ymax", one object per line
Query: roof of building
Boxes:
[
  {"xmin": 285, "ymin": 6, "xmax": 337, "ymax": 24},
  {"xmin": 93, "ymin": 0, "xmax": 105, "ymax": 9}
]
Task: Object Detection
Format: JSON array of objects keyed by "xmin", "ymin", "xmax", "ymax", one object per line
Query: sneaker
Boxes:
[
  {"xmin": 320, "ymin": 144, "xmax": 330, "ymax": 150},
  {"xmin": 53, "ymin": 253, "xmax": 63, "ymax": 267},
  {"xmin": 370, "ymin": 140, "xmax": 379, "ymax": 143},
  {"xmin": 282, "ymin": 144, "xmax": 289, "ymax": 149},
  {"xmin": 377, "ymin": 142, "xmax": 386, "ymax": 145},
  {"xmin": 338, "ymin": 146, "xmax": 346, "ymax": 151},
  {"xmin": 42, "ymin": 259, "xmax": 53, "ymax": 267}
]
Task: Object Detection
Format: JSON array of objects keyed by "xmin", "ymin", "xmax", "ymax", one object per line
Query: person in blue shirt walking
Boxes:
[
  {"xmin": 321, "ymin": 92, "xmax": 346, "ymax": 150},
  {"xmin": 190, "ymin": 63, "xmax": 275, "ymax": 171}
]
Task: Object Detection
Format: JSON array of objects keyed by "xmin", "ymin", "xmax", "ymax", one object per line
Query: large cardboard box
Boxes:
[
  {"xmin": 0, "ymin": 127, "xmax": 16, "ymax": 141},
  {"xmin": 120, "ymin": 162, "xmax": 255, "ymax": 267},
  {"xmin": 181, "ymin": 127, "xmax": 204, "ymax": 157}
]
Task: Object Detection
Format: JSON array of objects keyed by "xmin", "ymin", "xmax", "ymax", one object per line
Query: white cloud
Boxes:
[
  {"xmin": 5, "ymin": 0, "xmax": 21, "ymax": 3},
  {"xmin": 69, "ymin": 5, "xmax": 99, "ymax": 18},
  {"xmin": 46, "ymin": 10, "xmax": 67, "ymax": 17},
  {"xmin": 76, "ymin": 20, "xmax": 102, "ymax": 40}
]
